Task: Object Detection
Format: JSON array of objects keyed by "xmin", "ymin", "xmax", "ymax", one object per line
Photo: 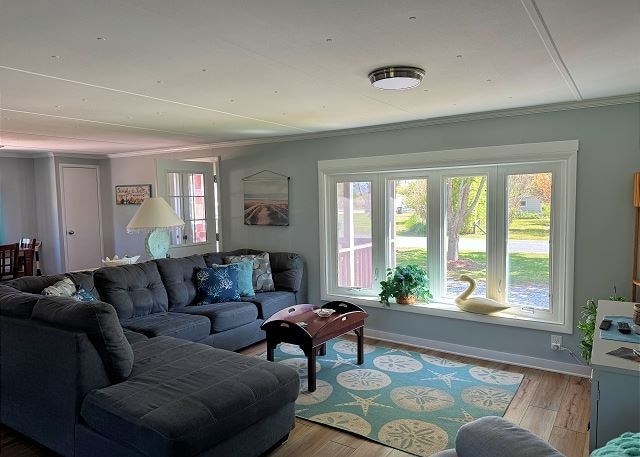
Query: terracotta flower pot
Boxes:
[{"xmin": 396, "ymin": 295, "xmax": 416, "ymax": 305}]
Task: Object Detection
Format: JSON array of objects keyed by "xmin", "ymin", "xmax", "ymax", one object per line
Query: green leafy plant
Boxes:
[
  {"xmin": 577, "ymin": 289, "xmax": 626, "ymax": 363},
  {"xmin": 379, "ymin": 264, "xmax": 432, "ymax": 306}
]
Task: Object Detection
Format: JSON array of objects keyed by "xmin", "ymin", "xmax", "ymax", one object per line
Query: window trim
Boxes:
[{"xmin": 318, "ymin": 140, "xmax": 577, "ymax": 333}]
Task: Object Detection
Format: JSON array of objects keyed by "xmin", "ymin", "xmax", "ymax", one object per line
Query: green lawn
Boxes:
[{"xmin": 395, "ymin": 248, "xmax": 549, "ymax": 286}]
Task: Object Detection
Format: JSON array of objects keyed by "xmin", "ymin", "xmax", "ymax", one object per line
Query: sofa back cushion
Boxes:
[
  {"xmin": 269, "ymin": 252, "xmax": 304, "ymax": 292},
  {"xmin": 0, "ymin": 284, "xmax": 42, "ymax": 318},
  {"xmin": 2, "ymin": 274, "xmax": 66, "ymax": 294},
  {"xmin": 66, "ymin": 271, "xmax": 100, "ymax": 300},
  {"xmin": 154, "ymin": 255, "xmax": 206, "ymax": 308},
  {"xmin": 94, "ymin": 262, "xmax": 168, "ymax": 319},
  {"xmin": 31, "ymin": 296, "xmax": 134, "ymax": 382}
]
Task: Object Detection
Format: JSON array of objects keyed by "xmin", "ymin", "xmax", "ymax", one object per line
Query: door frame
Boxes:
[{"xmin": 58, "ymin": 163, "xmax": 104, "ymax": 271}]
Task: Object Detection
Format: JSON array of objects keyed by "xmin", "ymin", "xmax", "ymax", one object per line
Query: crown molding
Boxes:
[
  {"xmin": 0, "ymin": 150, "xmax": 53, "ymax": 159},
  {"xmin": 108, "ymin": 93, "xmax": 640, "ymax": 159}
]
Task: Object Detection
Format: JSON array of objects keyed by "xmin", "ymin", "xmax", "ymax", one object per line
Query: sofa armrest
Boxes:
[
  {"xmin": 455, "ymin": 416, "xmax": 563, "ymax": 457},
  {"xmin": 1, "ymin": 316, "xmax": 111, "ymax": 456}
]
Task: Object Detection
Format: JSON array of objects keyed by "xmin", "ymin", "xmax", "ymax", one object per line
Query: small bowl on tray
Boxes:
[{"xmin": 313, "ymin": 308, "xmax": 336, "ymax": 318}]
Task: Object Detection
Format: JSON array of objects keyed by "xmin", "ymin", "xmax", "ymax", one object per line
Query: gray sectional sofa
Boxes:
[{"xmin": 0, "ymin": 249, "xmax": 305, "ymax": 457}]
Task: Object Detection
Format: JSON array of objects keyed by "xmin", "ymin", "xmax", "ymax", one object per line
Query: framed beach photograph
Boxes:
[
  {"xmin": 115, "ymin": 184, "xmax": 152, "ymax": 205},
  {"xmin": 243, "ymin": 171, "xmax": 289, "ymax": 226}
]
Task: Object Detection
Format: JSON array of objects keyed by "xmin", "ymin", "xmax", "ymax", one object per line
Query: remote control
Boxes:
[
  {"xmin": 617, "ymin": 322, "xmax": 631, "ymax": 334},
  {"xmin": 599, "ymin": 319, "xmax": 612, "ymax": 330}
]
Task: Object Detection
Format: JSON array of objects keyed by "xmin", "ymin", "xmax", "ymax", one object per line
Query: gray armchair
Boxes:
[{"xmin": 433, "ymin": 416, "xmax": 564, "ymax": 457}]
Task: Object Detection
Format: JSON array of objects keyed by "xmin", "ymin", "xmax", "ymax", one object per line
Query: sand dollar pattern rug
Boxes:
[{"xmin": 262, "ymin": 339, "xmax": 524, "ymax": 456}]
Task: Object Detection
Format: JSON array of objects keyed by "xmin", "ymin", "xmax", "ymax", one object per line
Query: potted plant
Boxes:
[
  {"xmin": 379, "ymin": 264, "xmax": 432, "ymax": 306},
  {"xmin": 577, "ymin": 289, "xmax": 626, "ymax": 363}
]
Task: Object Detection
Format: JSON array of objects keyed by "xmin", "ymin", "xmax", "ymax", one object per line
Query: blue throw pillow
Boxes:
[
  {"xmin": 73, "ymin": 288, "xmax": 98, "ymax": 302},
  {"xmin": 195, "ymin": 265, "xmax": 241, "ymax": 304},
  {"xmin": 234, "ymin": 259, "xmax": 255, "ymax": 297}
]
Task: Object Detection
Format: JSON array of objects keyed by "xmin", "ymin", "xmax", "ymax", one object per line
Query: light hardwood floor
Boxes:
[{"xmin": 0, "ymin": 336, "xmax": 591, "ymax": 457}]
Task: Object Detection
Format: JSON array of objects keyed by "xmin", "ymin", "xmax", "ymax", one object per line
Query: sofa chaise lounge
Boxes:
[{"xmin": 0, "ymin": 249, "xmax": 305, "ymax": 457}]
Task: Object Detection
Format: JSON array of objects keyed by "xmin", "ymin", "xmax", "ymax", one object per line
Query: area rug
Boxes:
[{"xmin": 261, "ymin": 339, "xmax": 524, "ymax": 456}]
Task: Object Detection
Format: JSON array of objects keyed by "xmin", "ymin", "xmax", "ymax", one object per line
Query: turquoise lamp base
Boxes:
[{"xmin": 145, "ymin": 230, "xmax": 171, "ymax": 259}]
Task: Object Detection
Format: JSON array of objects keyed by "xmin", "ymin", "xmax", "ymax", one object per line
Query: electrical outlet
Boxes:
[{"xmin": 551, "ymin": 335, "xmax": 562, "ymax": 350}]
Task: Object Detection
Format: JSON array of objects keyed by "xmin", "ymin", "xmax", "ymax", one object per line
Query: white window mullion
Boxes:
[
  {"xmin": 373, "ymin": 174, "xmax": 386, "ymax": 293},
  {"xmin": 491, "ymin": 166, "xmax": 507, "ymax": 303},
  {"xmin": 429, "ymin": 171, "xmax": 444, "ymax": 299}
]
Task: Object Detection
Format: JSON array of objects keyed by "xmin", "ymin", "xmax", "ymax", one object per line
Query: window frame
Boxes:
[
  {"xmin": 318, "ymin": 141, "xmax": 577, "ymax": 333},
  {"xmin": 155, "ymin": 159, "xmax": 221, "ymax": 255}
]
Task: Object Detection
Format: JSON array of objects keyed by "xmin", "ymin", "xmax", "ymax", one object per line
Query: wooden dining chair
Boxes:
[
  {"xmin": 0, "ymin": 243, "xmax": 20, "ymax": 281},
  {"xmin": 19, "ymin": 238, "xmax": 36, "ymax": 249}
]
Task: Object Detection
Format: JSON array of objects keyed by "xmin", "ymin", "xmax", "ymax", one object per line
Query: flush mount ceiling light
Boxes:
[{"xmin": 368, "ymin": 66, "xmax": 425, "ymax": 90}]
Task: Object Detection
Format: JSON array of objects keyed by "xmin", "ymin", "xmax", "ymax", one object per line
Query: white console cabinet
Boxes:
[{"xmin": 589, "ymin": 300, "xmax": 640, "ymax": 451}]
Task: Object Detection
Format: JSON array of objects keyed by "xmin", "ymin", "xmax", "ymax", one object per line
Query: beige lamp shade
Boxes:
[{"xmin": 126, "ymin": 197, "xmax": 184, "ymax": 233}]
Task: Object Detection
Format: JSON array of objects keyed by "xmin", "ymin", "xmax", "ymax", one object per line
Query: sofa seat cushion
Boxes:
[
  {"xmin": 173, "ymin": 301, "xmax": 257, "ymax": 333},
  {"xmin": 241, "ymin": 291, "xmax": 297, "ymax": 319},
  {"xmin": 121, "ymin": 312, "xmax": 210, "ymax": 342},
  {"xmin": 81, "ymin": 336, "xmax": 299, "ymax": 457},
  {"xmin": 122, "ymin": 328, "xmax": 149, "ymax": 345}
]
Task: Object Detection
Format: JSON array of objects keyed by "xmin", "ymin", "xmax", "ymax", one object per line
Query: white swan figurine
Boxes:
[{"xmin": 454, "ymin": 275, "xmax": 510, "ymax": 314}]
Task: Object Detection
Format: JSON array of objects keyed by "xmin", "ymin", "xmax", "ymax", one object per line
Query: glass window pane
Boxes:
[
  {"xmin": 193, "ymin": 196, "xmax": 206, "ymax": 220},
  {"xmin": 194, "ymin": 220, "xmax": 207, "ymax": 243},
  {"xmin": 170, "ymin": 226, "xmax": 184, "ymax": 245},
  {"xmin": 190, "ymin": 173, "xmax": 205, "ymax": 196},
  {"xmin": 445, "ymin": 175, "xmax": 487, "ymax": 298},
  {"xmin": 336, "ymin": 181, "xmax": 372, "ymax": 289},
  {"xmin": 167, "ymin": 172, "xmax": 181, "ymax": 197},
  {"xmin": 388, "ymin": 179, "xmax": 428, "ymax": 271},
  {"xmin": 507, "ymin": 173, "xmax": 551, "ymax": 310}
]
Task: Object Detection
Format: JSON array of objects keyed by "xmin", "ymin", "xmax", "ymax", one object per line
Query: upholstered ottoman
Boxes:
[{"xmin": 78, "ymin": 336, "xmax": 299, "ymax": 457}]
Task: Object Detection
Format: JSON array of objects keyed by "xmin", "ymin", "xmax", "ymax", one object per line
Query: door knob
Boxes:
[{"xmin": 67, "ymin": 230, "xmax": 75, "ymax": 235}]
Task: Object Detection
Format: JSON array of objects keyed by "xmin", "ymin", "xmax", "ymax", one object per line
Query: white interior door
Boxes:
[{"xmin": 60, "ymin": 165, "xmax": 104, "ymax": 271}]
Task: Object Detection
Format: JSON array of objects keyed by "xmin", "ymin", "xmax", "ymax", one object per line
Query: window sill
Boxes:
[{"xmin": 321, "ymin": 293, "xmax": 572, "ymax": 334}]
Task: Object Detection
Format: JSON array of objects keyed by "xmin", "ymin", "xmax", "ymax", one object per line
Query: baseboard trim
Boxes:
[{"xmin": 364, "ymin": 328, "xmax": 592, "ymax": 378}]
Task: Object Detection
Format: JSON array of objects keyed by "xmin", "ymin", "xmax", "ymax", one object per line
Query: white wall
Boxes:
[
  {"xmin": 0, "ymin": 157, "xmax": 38, "ymax": 243},
  {"xmin": 109, "ymin": 102, "xmax": 640, "ymax": 368},
  {"xmin": 33, "ymin": 157, "xmax": 63, "ymax": 274}
]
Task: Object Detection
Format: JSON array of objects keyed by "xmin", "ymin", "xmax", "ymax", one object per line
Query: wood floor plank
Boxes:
[
  {"xmin": 350, "ymin": 441, "xmax": 394, "ymax": 457},
  {"xmin": 548, "ymin": 427, "xmax": 587, "ymax": 457},
  {"xmin": 308, "ymin": 440, "xmax": 355, "ymax": 457},
  {"xmin": 554, "ymin": 377, "xmax": 591, "ymax": 432},
  {"xmin": 503, "ymin": 377, "xmax": 540, "ymax": 424},
  {"xmin": 530, "ymin": 371, "xmax": 570, "ymax": 410},
  {"xmin": 520, "ymin": 406, "xmax": 557, "ymax": 441}
]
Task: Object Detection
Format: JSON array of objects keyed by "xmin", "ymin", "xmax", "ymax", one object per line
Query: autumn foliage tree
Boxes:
[{"xmin": 446, "ymin": 177, "xmax": 486, "ymax": 261}]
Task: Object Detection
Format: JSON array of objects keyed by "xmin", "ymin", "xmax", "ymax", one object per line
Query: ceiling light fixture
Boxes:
[{"xmin": 368, "ymin": 66, "xmax": 425, "ymax": 90}]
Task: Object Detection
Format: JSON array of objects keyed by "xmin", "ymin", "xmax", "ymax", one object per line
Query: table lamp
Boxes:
[{"xmin": 126, "ymin": 197, "xmax": 184, "ymax": 259}]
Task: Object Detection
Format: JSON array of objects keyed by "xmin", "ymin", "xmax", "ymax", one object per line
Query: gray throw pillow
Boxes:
[
  {"xmin": 225, "ymin": 252, "xmax": 275, "ymax": 292},
  {"xmin": 41, "ymin": 277, "xmax": 76, "ymax": 297}
]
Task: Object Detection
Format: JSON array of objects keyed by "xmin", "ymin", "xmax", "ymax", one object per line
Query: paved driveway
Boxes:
[{"xmin": 395, "ymin": 236, "xmax": 548, "ymax": 254}]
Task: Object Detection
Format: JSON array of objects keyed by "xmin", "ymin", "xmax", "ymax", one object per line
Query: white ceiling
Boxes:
[{"xmin": 0, "ymin": 0, "xmax": 638, "ymax": 156}]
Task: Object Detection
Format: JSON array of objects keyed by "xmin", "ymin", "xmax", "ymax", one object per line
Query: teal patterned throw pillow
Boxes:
[
  {"xmin": 195, "ymin": 265, "xmax": 241, "ymax": 304},
  {"xmin": 73, "ymin": 288, "xmax": 98, "ymax": 302},
  {"xmin": 225, "ymin": 252, "xmax": 275, "ymax": 292}
]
